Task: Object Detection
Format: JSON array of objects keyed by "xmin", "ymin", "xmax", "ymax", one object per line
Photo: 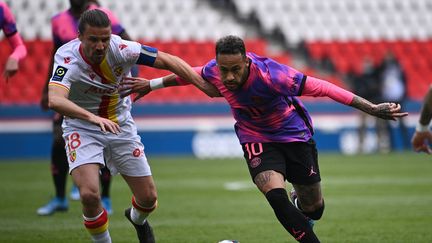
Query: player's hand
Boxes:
[
  {"xmin": 411, "ymin": 131, "xmax": 432, "ymax": 154},
  {"xmin": 3, "ymin": 57, "xmax": 19, "ymax": 81},
  {"xmin": 89, "ymin": 114, "xmax": 121, "ymax": 134},
  {"xmin": 370, "ymin": 102, "xmax": 408, "ymax": 120},
  {"xmin": 119, "ymin": 77, "xmax": 151, "ymax": 102}
]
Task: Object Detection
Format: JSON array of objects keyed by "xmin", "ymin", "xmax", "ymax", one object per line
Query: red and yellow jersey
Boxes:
[{"xmin": 49, "ymin": 34, "xmax": 157, "ymax": 128}]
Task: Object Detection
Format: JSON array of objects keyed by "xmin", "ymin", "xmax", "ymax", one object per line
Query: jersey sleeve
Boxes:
[
  {"xmin": 303, "ymin": 76, "xmax": 354, "ymax": 105},
  {"xmin": 0, "ymin": 2, "xmax": 18, "ymax": 37},
  {"xmin": 265, "ymin": 58, "xmax": 306, "ymax": 97},
  {"xmin": 48, "ymin": 50, "xmax": 75, "ymax": 91},
  {"xmin": 111, "ymin": 36, "xmax": 157, "ymax": 67}
]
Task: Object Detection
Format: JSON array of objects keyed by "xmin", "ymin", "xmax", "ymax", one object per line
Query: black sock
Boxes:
[
  {"xmin": 265, "ymin": 188, "xmax": 320, "ymax": 243},
  {"xmin": 100, "ymin": 166, "xmax": 111, "ymax": 198},
  {"xmin": 51, "ymin": 140, "xmax": 68, "ymax": 199}
]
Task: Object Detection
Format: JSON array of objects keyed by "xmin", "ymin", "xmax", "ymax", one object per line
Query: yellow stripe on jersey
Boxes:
[
  {"xmin": 98, "ymin": 57, "xmax": 119, "ymax": 123},
  {"xmin": 99, "ymin": 58, "xmax": 117, "ymax": 84},
  {"xmin": 107, "ymin": 94, "xmax": 119, "ymax": 123}
]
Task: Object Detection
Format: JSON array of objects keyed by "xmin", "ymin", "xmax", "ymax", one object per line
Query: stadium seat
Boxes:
[{"xmin": 1, "ymin": 0, "xmax": 431, "ymax": 103}]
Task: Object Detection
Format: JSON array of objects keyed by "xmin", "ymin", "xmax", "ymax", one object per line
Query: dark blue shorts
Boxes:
[{"xmin": 241, "ymin": 139, "xmax": 321, "ymax": 185}]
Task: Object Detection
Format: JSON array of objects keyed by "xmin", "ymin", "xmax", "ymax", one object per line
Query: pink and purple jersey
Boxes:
[
  {"xmin": 51, "ymin": 4, "xmax": 124, "ymax": 48},
  {"xmin": 0, "ymin": 1, "xmax": 17, "ymax": 37},
  {"xmin": 201, "ymin": 52, "xmax": 314, "ymax": 144}
]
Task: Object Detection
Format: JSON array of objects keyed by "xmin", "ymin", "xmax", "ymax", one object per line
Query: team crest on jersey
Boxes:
[
  {"xmin": 69, "ymin": 150, "xmax": 76, "ymax": 162},
  {"xmin": 52, "ymin": 66, "xmax": 68, "ymax": 81},
  {"xmin": 249, "ymin": 157, "xmax": 262, "ymax": 168},
  {"xmin": 114, "ymin": 66, "xmax": 123, "ymax": 76},
  {"xmin": 119, "ymin": 43, "xmax": 128, "ymax": 50},
  {"xmin": 64, "ymin": 57, "xmax": 71, "ymax": 64}
]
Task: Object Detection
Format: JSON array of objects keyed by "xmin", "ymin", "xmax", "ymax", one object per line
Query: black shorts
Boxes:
[{"xmin": 241, "ymin": 139, "xmax": 320, "ymax": 185}]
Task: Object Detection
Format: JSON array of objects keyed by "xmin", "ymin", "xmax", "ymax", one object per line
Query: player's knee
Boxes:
[
  {"xmin": 303, "ymin": 200, "xmax": 325, "ymax": 220},
  {"xmin": 80, "ymin": 189, "xmax": 100, "ymax": 208},
  {"xmin": 132, "ymin": 194, "xmax": 158, "ymax": 214},
  {"xmin": 135, "ymin": 192, "xmax": 157, "ymax": 208}
]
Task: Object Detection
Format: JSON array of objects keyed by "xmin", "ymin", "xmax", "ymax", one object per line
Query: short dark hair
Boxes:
[
  {"xmin": 215, "ymin": 35, "xmax": 246, "ymax": 58},
  {"xmin": 78, "ymin": 9, "xmax": 111, "ymax": 34}
]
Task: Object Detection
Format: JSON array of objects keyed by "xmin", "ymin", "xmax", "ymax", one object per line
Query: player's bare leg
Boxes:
[
  {"xmin": 291, "ymin": 183, "xmax": 325, "ymax": 222},
  {"xmin": 72, "ymin": 163, "xmax": 111, "ymax": 243},
  {"xmin": 255, "ymin": 170, "xmax": 320, "ymax": 242},
  {"xmin": 122, "ymin": 175, "xmax": 157, "ymax": 243}
]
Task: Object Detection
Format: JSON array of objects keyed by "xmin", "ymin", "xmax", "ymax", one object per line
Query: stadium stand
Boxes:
[
  {"xmin": 0, "ymin": 0, "xmax": 430, "ymax": 104},
  {"xmin": 231, "ymin": 0, "xmax": 432, "ymax": 100}
]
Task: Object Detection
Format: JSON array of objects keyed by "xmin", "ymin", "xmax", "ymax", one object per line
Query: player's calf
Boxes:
[
  {"xmin": 265, "ymin": 188, "xmax": 320, "ymax": 243},
  {"xmin": 290, "ymin": 189, "xmax": 325, "ymax": 220}
]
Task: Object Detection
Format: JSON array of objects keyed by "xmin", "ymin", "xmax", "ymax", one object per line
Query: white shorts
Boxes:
[{"xmin": 62, "ymin": 118, "xmax": 151, "ymax": 176}]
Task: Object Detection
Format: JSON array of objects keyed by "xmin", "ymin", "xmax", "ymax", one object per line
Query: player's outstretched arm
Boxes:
[
  {"xmin": 152, "ymin": 51, "xmax": 219, "ymax": 97},
  {"xmin": 350, "ymin": 96, "xmax": 408, "ymax": 120},
  {"xmin": 119, "ymin": 74, "xmax": 185, "ymax": 102},
  {"xmin": 48, "ymin": 85, "xmax": 120, "ymax": 134},
  {"xmin": 302, "ymin": 76, "xmax": 408, "ymax": 120}
]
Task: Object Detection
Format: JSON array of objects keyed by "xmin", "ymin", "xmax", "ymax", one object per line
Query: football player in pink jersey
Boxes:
[
  {"xmin": 0, "ymin": 1, "xmax": 27, "ymax": 80},
  {"xmin": 120, "ymin": 35, "xmax": 408, "ymax": 242},
  {"xmin": 38, "ymin": 0, "xmax": 135, "ymax": 216}
]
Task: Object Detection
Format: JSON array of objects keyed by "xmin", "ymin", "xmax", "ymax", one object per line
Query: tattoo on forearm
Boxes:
[
  {"xmin": 254, "ymin": 171, "xmax": 273, "ymax": 188},
  {"xmin": 351, "ymin": 95, "xmax": 393, "ymax": 119},
  {"xmin": 350, "ymin": 96, "xmax": 373, "ymax": 113}
]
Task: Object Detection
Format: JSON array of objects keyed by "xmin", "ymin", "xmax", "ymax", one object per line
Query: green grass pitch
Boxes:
[{"xmin": 0, "ymin": 152, "xmax": 431, "ymax": 242}]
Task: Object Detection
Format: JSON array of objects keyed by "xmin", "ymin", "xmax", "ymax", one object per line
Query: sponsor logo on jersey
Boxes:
[
  {"xmin": 84, "ymin": 86, "xmax": 118, "ymax": 94},
  {"xmin": 290, "ymin": 74, "xmax": 302, "ymax": 93},
  {"xmin": 52, "ymin": 66, "xmax": 68, "ymax": 81}
]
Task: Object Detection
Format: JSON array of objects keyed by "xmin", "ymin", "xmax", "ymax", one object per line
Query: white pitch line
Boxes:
[{"xmin": 224, "ymin": 181, "xmax": 255, "ymax": 191}]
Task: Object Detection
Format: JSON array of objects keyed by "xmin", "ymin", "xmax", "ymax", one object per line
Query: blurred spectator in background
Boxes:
[
  {"xmin": 0, "ymin": 1, "xmax": 27, "ymax": 80},
  {"xmin": 37, "ymin": 0, "xmax": 134, "ymax": 216},
  {"xmin": 352, "ymin": 57, "xmax": 389, "ymax": 153},
  {"xmin": 377, "ymin": 51, "xmax": 410, "ymax": 150},
  {"xmin": 411, "ymin": 85, "xmax": 432, "ymax": 154}
]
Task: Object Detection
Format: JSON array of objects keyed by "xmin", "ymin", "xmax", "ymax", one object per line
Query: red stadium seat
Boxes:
[{"xmin": 1, "ymin": 38, "xmax": 430, "ymax": 104}]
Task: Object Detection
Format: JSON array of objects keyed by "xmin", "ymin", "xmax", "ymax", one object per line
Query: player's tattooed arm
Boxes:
[{"xmin": 350, "ymin": 95, "xmax": 408, "ymax": 120}]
